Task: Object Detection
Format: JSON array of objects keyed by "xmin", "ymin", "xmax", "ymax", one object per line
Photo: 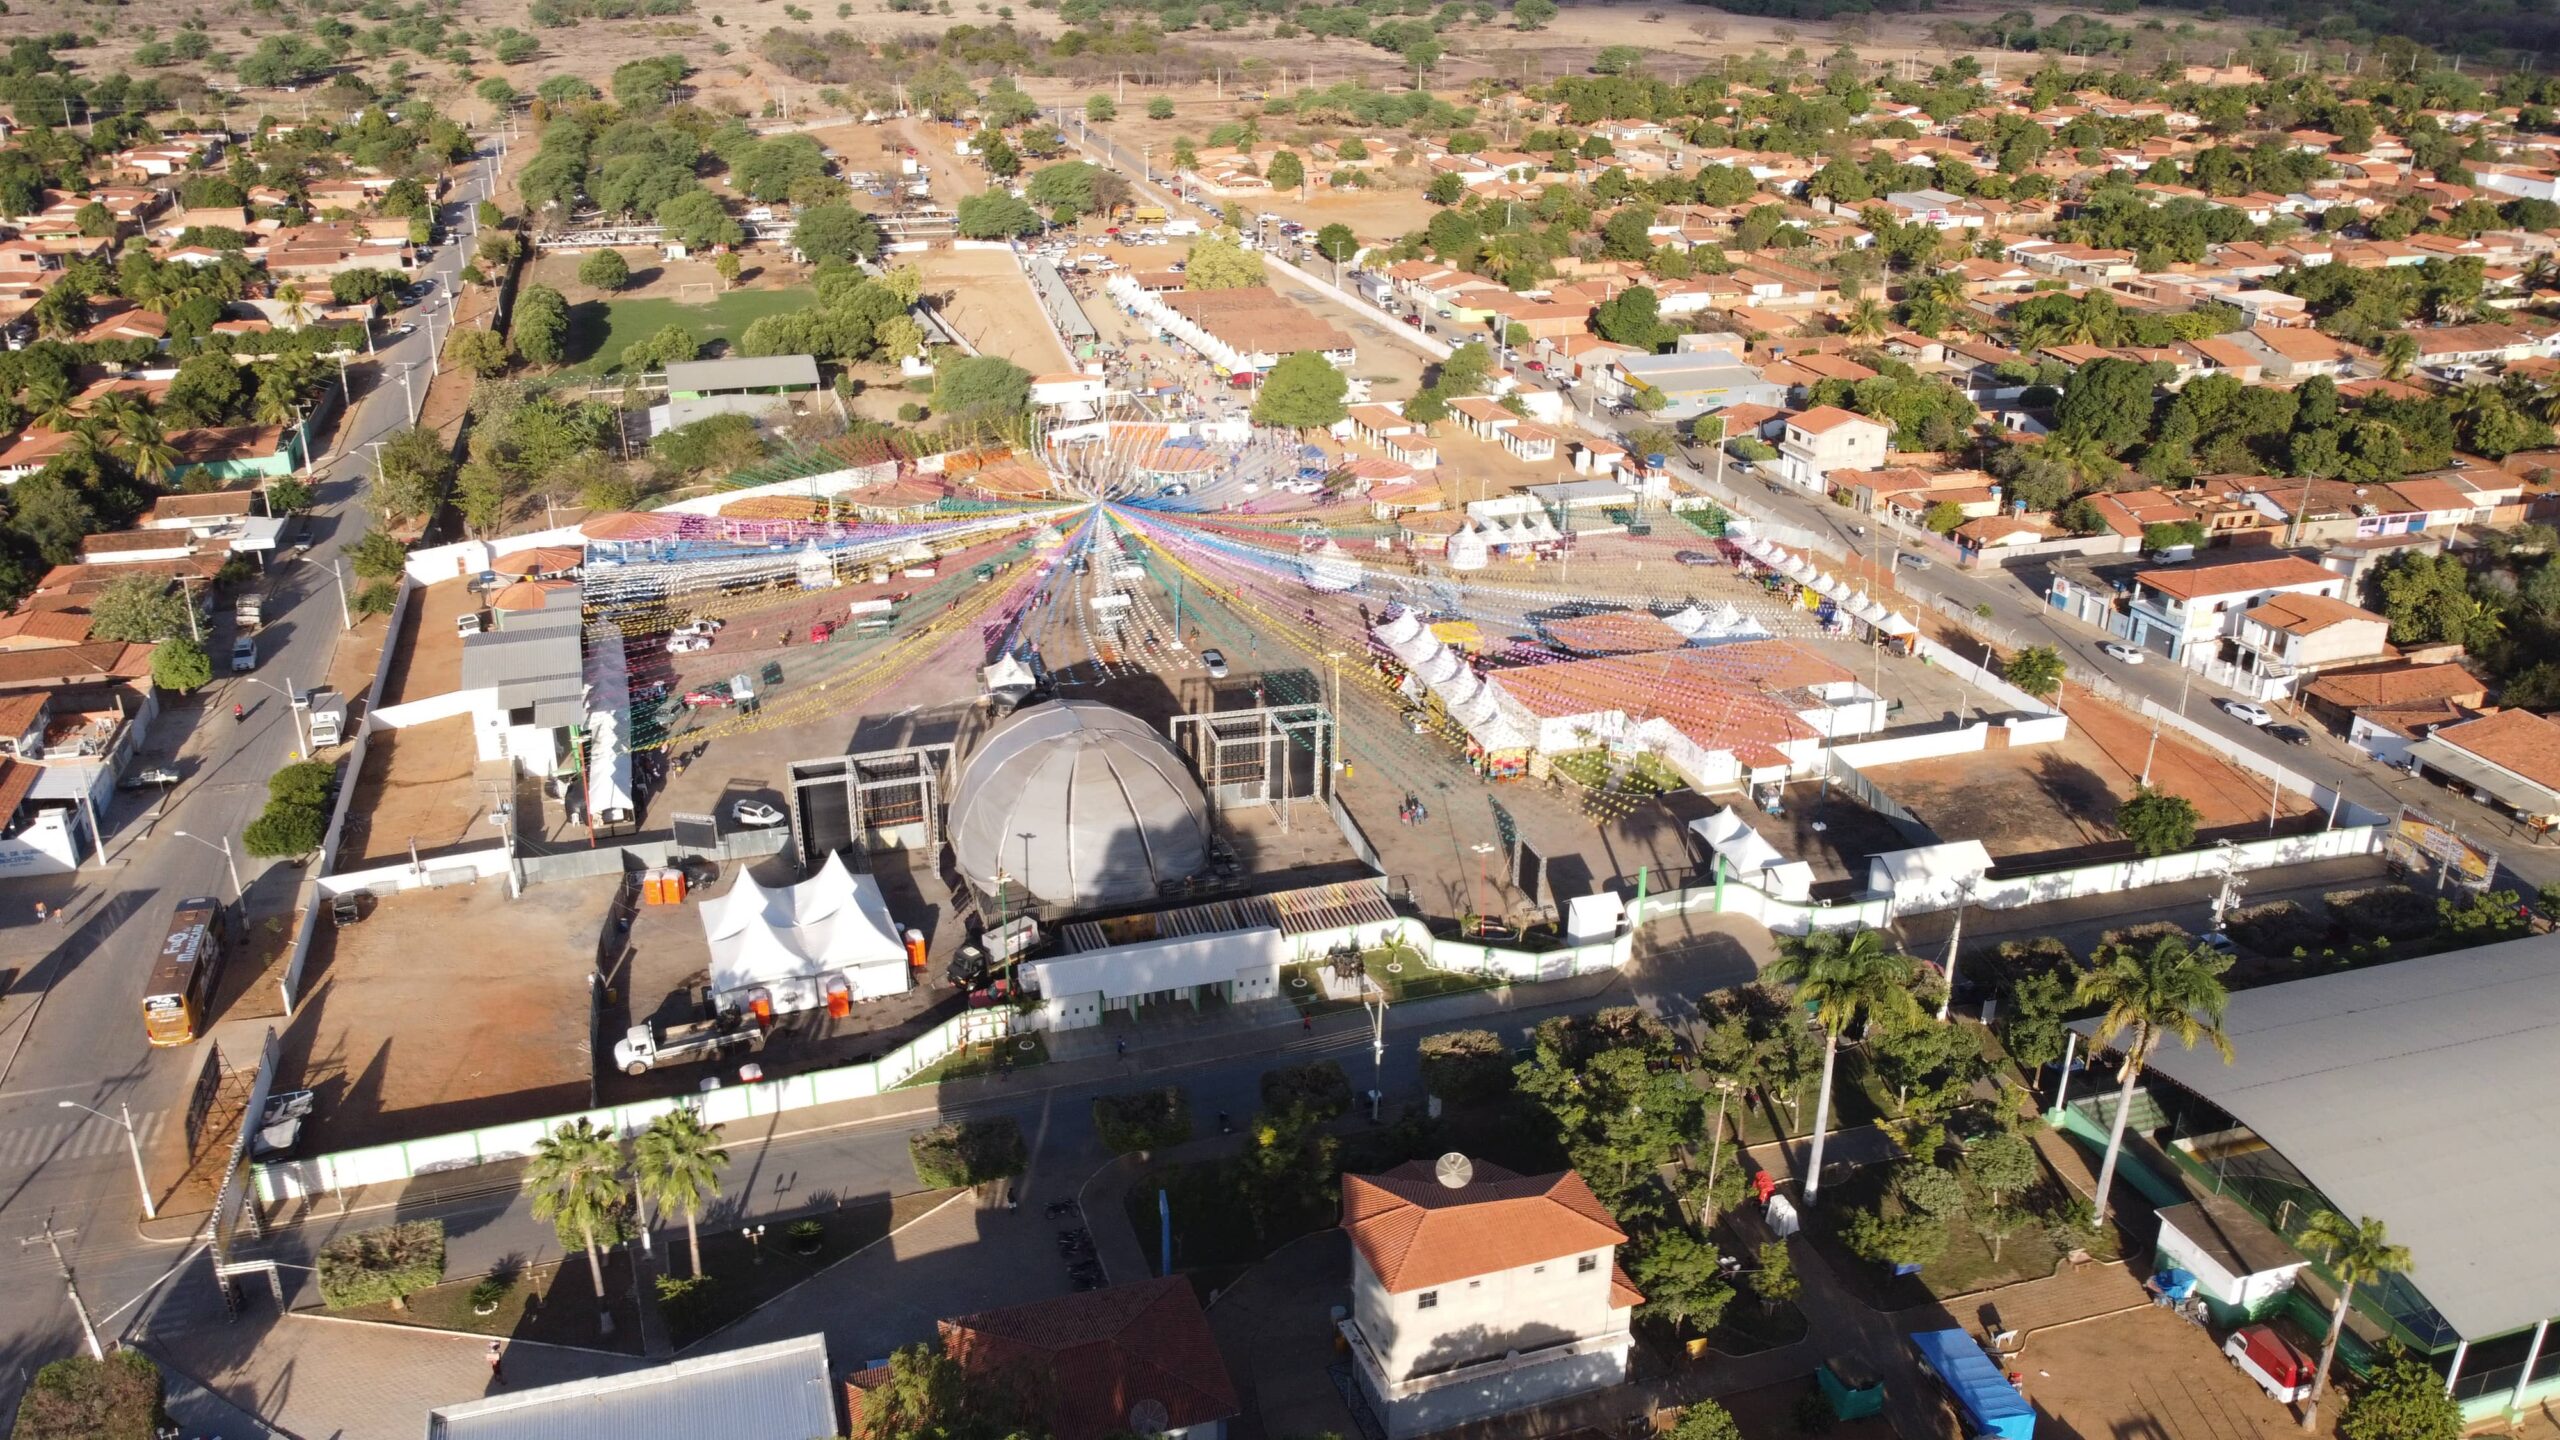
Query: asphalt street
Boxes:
[{"xmin": 0, "ymin": 149, "xmax": 500, "ymax": 1410}]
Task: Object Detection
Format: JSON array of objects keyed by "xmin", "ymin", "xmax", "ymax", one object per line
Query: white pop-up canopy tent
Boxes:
[
  {"xmin": 700, "ymin": 853, "xmax": 912, "ymax": 1014},
  {"xmin": 1689, "ymin": 807, "xmax": 1815, "ymax": 902}
]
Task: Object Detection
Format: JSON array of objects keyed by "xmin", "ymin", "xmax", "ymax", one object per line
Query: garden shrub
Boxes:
[
  {"xmin": 1092, "ymin": 1087, "xmax": 1190, "ymax": 1153},
  {"xmin": 317, "ymin": 1220, "xmax": 446, "ymax": 1310},
  {"xmin": 909, "ymin": 1118, "xmax": 1027, "ymax": 1187},
  {"xmin": 1259, "ymin": 1060, "xmax": 1352, "ymax": 1120}
]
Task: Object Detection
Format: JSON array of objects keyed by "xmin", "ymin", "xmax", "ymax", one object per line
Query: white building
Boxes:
[
  {"xmin": 1776, "ymin": 406, "xmax": 1891, "ymax": 491},
  {"xmin": 1339, "ymin": 1157, "xmax": 1640, "ymax": 1439}
]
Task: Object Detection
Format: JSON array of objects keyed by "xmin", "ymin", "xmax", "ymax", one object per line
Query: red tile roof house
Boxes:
[
  {"xmin": 1339, "ymin": 1158, "xmax": 1644, "ymax": 1438},
  {"xmin": 846, "ymin": 1276, "xmax": 1239, "ymax": 1440},
  {"xmin": 2405, "ymin": 708, "xmax": 2560, "ymax": 831}
]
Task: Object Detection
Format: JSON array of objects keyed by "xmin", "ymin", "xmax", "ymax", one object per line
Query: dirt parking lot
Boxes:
[
  {"xmin": 279, "ymin": 876, "xmax": 617, "ymax": 1153},
  {"xmin": 1868, "ymin": 704, "xmax": 2317, "ymax": 868},
  {"xmin": 2009, "ymin": 1306, "xmax": 2306, "ymax": 1440},
  {"xmin": 337, "ymin": 715, "xmax": 505, "ymax": 869}
]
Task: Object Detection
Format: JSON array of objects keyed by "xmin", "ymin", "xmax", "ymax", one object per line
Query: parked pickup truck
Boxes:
[{"xmin": 612, "ymin": 1016, "xmax": 767, "ymax": 1075}]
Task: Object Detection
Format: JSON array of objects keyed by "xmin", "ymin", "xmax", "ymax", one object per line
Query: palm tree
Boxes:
[
  {"xmin": 24, "ymin": 374, "xmax": 79, "ymax": 435},
  {"xmin": 2379, "ymin": 332, "xmax": 2419, "ymax": 380},
  {"xmin": 2073, "ymin": 934, "xmax": 2234, "ymax": 1225},
  {"xmin": 275, "ymin": 282, "xmax": 310, "ymax": 329},
  {"xmin": 116, "ymin": 412, "xmax": 178, "ymax": 484},
  {"xmin": 526, "ymin": 1118, "xmax": 630, "ymax": 1314},
  {"xmin": 1766, "ymin": 927, "xmax": 1925, "ymax": 1205},
  {"xmin": 633, "ymin": 1108, "xmax": 729, "ymax": 1279},
  {"xmin": 2296, "ymin": 1211, "xmax": 2410, "ymax": 1432},
  {"xmin": 1843, "ymin": 299, "xmax": 1890, "ymax": 341}
]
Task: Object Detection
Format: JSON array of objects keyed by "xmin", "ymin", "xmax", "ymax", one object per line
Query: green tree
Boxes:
[
  {"xmin": 1148, "ymin": 96, "xmax": 1175, "ymax": 120},
  {"xmin": 634, "ymin": 1108, "xmax": 728, "ymax": 1280},
  {"xmin": 2002, "ymin": 645, "xmax": 2065, "ymax": 701},
  {"xmin": 316, "ymin": 1220, "xmax": 446, "ymax": 1311},
  {"xmin": 1924, "ymin": 500, "xmax": 1966, "ymax": 535},
  {"xmin": 1085, "ymin": 93, "xmax": 1116, "ymax": 122},
  {"xmin": 2299, "ymin": 1212, "xmax": 2413, "ymax": 1432},
  {"xmin": 1769, "ymin": 929, "xmax": 1925, "ymax": 1204},
  {"xmin": 933, "ymin": 356, "xmax": 1031, "ymax": 417},
  {"xmin": 1594, "ymin": 285, "xmax": 1665, "ymax": 349},
  {"xmin": 2056, "ymin": 356, "xmax": 2158, "ymax": 452},
  {"xmin": 372, "ymin": 426, "xmax": 459, "ymax": 525},
  {"xmin": 86, "ymin": 573, "xmax": 191, "ymax": 643},
  {"xmin": 793, "ymin": 205, "xmax": 883, "ymax": 265},
  {"xmin": 349, "ymin": 528, "xmax": 411, "ymax": 582},
  {"xmin": 526, "ymin": 1117, "xmax": 630, "ymax": 1313},
  {"xmin": 1267, "ymin": 150, "xmax": 1305, "ymax": 190},
  {"xmin": 511, "ymin": 283, "xmax": 570, "ymax": 367},
  {"xmin": 2001, "ymin": 968, "xmax": 2074, "ymax": 1072},
  {"xmin": 1252, "ymin": 351, "xmax": 1349, "ymax": 429},
  {"xmin": 150, "ymin": 635, "xmax": 213, "ymax": 694},
  {"xmin": 2115, "ymin": 786, "xmax": 2199, "ymax": 857},
  {"xmin": 2340, "ymin": 1348, "xmax": 2465, "ymax": 1440},
  {"xmin": 1091, "ymin": 1086, "xmax": 1192, "ymax": 1153},
  {"xmin": 11, "ymin": 1352, "xmax": 166, "ymax": 1440},
  {"xmin": 1438, "ymin": 341, "xmax": 1495, "ymax": 397},
  {"xmin": 243, "ymin": 799, "xmax": 325, "ymax": 857},
  {"xmin": 577, "ymin": 248, "xmax": 631, "ymax": 290},
  {"xmin": 852, "ymin": 1342, "xmax": 1039, "ymax": 1440},
  {"xmin": 1512, "ymin": 0, "xmax": 1556, "ymax": 27},
  {"xmin": 1630, "ymin": 1230, "xmax": 1735, "ymax": 1333},
  {"xmin": 1963, "ymin": 1128, "xmax": 2040, "ymax": 1206},
  {"xmin": 445, "ymin": 327, "xmax": 510, "ymax": 378},
  {"xmin": 1184, "ymin": 231, "xmax": 1266, "ymax": 290},
  {"xmin": 955, "ymin": 191, "xmax": 1041, "ymax": 239},
  {"xmin": 265, "ymin": 477, "xmax": 315, "ymax": 515},
  {"xmin": 2076, "ymin": 934, "xmax": 2233, "ymax": 1224},
  {"xmin": 1418, "ymin": 1029, "xmax": 1512, "ymax": 1103}
]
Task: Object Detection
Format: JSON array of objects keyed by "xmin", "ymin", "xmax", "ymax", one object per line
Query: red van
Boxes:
[{"xmin": 2226, "ymin": 1325, "xmax": 2317, "ymax": 1403}]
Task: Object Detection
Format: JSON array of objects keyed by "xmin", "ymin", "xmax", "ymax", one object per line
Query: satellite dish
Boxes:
[
  {"xmin": 1129, "ymin": 1400, "xmax": 1171, "ymax": 1436},
  {"xmin": 1435, "ymin": 1152, "xmax": 1474, "ymax": 1189}
]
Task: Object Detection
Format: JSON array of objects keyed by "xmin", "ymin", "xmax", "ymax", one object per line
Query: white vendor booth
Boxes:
[{"xmin": 700, "ymin": 853, "xmax": 913, "ymax": 1016}]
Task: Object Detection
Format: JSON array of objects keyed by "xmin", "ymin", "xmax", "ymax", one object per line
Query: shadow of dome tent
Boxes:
[{"xmin": 946, "ymin": 700, "xmax": 1212, "ymax": 913}]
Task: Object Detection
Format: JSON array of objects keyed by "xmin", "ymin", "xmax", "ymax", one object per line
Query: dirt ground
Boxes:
[
  {"xmin": 278, "ymin": 876, "xmax": 617, "ymax": 1154},
  {"xmin": 337, "ymin": 716, "xmax": 510, "ymax": 868},
  {"xmin": 2008, "ymin": 1306, "xmax": 2307, "ymax": 1440},
  {"xmin": 1866, "ymin": 707, "xmax": 2318, "ymax": 867},
  {"xmin": 912, "ymin": 247, "xmax": 1076, "ymax": 373}
]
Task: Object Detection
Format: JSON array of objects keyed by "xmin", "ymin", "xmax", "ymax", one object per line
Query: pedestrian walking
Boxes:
[
  {"xmin": 52, "ymin": 904, "xmax": 64, "ymax": 926},
  {"xmin": 487, "ymin": 1340, "xmax": 504, "ymax": 1384},
  {"xmin": 1302, "ymin": 1015, "xmax": 1312, "ymax": 1033}
]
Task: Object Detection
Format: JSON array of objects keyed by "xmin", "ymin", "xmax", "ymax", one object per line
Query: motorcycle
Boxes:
[{"xmin": 1218, "ymin": 1111, "xmax": 1233, "ymax": 1135}]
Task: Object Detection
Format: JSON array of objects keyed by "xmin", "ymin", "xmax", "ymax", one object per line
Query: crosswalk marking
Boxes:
[{"xmin": 0, "ymin": 1108, "xmax": 170, "ymax": 1171}]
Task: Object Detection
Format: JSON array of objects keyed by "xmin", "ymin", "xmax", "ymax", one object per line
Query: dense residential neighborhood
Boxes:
[{"xmin": 0, "ymin": 7, "xmax": 2558, "ymax": 1440}]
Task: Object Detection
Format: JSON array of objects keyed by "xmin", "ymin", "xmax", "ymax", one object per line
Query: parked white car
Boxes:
[
  {"xmin": 2219, "ymin": 699, "xmax": 2274, "ymax": 726},
  {"xmin": 665, "ymin": 633, "xmax": 712, "ymax": 654},
  {"xmin": 730, "ymin": 799, "xmax": 785, "ymax": 827},
  {"xmin": 2100, "ymin": 642, "xmax": 2145, "ymax": 664}
]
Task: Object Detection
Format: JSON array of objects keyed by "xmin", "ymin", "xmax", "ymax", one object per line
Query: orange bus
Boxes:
[{"xmin": 142, "ymin": 897, "xmax": 228, "ymax": 1046}]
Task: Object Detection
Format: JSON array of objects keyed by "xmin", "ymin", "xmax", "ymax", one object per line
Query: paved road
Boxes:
[{"xmin": 0, "ymin": 146, "xmax": 502, "ymax": 1413}]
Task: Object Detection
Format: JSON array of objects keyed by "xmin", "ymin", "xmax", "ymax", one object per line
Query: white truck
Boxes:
[
  {"xmin": 1162, "ymin": 218, "xmax": 1203, "ymax": 237},
  {"xmin": 612, "ymin": 1016, "xmax": 768, "ymax": 1075},
  {"xmin": 234, "ymin": 588, "xmax": 263, "ymax": 632}
]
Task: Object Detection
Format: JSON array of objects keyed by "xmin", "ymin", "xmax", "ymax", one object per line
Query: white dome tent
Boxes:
[{"xmin": 947, "ymin": 701, "xmax": 1213, "ymax": 911}]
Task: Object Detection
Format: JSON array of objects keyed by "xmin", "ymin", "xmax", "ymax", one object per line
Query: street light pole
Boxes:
[
  {"xmin": 1936, "ymin": 880, "xmax": 1972, "ymax": 1023},
  {"xmin": 240, "ymin": 678, "xmax": 311, "ymax": 754},
  {"xmin": 57, "ymin": 1102, "xmax": 154, "ymax": 1221},
  {"xmin": 172, "ymin": 830, "xmax": 243, "ymax": 904},
  {"xmin": 20, "ymin": 1227, "xmax": 102, "ymax": 1360}
]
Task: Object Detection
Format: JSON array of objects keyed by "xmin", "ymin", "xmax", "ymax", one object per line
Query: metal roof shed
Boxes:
[
  {"xmin": 425, "ymin": 1334, "xmax": 835, "ymax": 1440},
  {"xmin": 2071, "ymin": 937, "xmax": 2560, "ymax": 1345}
]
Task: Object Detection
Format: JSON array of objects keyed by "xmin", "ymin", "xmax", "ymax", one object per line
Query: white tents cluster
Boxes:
[
  {"xmin": 1299, "ymin": 540, "xmax": 1364, "ymax": 593},
  {"xmin": 699, "ymin": 853, "xmax": 913, "ymax": 1016},
  {"xmin": 1371, "ymin": 606, "xmax": 1534, "ymax": 753},
  {"xmin": 1731, "ymin": 529, "xmax": 1920, "ymax": 642},
  {"xmin": 1688, "ymin": 807, "xmax": 1815, "ymax": 902},
  {"xmin": 1661, "ymin": 601, "xmax": 1771, "ymax": 645}
]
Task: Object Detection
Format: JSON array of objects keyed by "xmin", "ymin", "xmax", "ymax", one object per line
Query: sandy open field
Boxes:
[
  {"xmin": 2004, "ymin": 1305, "xmax": 2309, "ymax": 1440},
  {"xmin": 913, "ymin": 246, "xmax": 1075, "ymax": 373},
  {"xmin": 278, "ymin": 876, "xmax": 620, "ymax": 1152}
]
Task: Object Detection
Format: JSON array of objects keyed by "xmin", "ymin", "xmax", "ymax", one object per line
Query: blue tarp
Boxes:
[{"xmin": 1911, "ymin": 1329, "xmax": 2035, "ymax": 1440}]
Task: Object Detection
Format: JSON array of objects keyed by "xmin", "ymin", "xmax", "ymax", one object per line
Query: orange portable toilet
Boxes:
[
  {"xmin": 826, "ymin": 977, "xmax": 852, "ymax": 1018},
  {"xmin": 904, "ymin": 928, "xmax": 927, "ymax": 975},
  {"xmin": 640, "ymin": 869, "xmax": 664, "ymax": 905},
  {"xmin": 749, "ymin": 989, "xmax": 774, "ymax": 1027},
  {"xmin": 663, "ymin": 866, "xmax": 688, "ymax": 903}
]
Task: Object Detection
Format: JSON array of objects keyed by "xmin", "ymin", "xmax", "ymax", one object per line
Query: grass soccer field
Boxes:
[{"xmin": 567, "ymin": 289, "xmax": 810, "ymax": 373}]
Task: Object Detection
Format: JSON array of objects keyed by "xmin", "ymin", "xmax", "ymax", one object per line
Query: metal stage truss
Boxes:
[{"xmin": 1170, "ymin": 703, "xmax": 1336, "ymax": 831}]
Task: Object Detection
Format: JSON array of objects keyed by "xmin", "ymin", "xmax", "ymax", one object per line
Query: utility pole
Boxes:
[
  {"xmin": 1936, "ymin": 880, "xmax": 1973, "ymax": 1022},
  {"xmin": 22, "ymin": 1226, "xmax": 103, "ymax": 1360},
  {"xmin": 331, "ymin": 558, "xmax": 353, "ymax": 629}
]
